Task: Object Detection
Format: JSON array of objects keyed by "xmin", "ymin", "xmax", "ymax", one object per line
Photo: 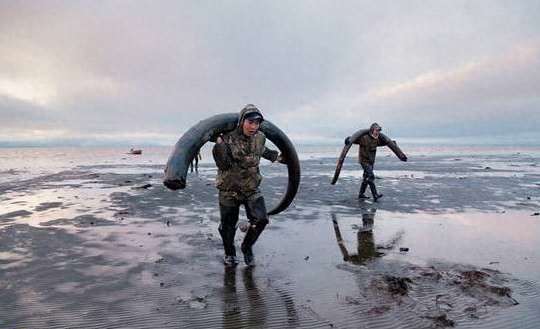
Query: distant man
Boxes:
[
  {"xmin": 190, "ymin": 152, "xmax": 201, "ymax": 172},
  {"xmin": 345, "ymin": 123, "xmax": 407, "ymax": 201}
]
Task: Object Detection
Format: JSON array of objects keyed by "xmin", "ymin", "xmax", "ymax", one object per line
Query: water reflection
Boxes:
[
  {"xmin": 222, "ymin": 267, "xmax": 240, "ymax": 324},
  {"xmin": 221, "ymin": 267, "xmax": 268, "ymax": 328},
  {"xmin": 332, "ymin": 209, "xmax": 403, "ymax": 265}
]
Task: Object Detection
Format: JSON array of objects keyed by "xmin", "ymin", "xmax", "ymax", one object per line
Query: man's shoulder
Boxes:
[
  {"xmin": 255, "ymin": 131, "xmax": 266, "ymax": 140},
  {"xmin": 221, "ymin": 130, "xmax": 237, "ymax": 142},
  {"xmin": 253, "ymin": 132, "xmax": 266, "ymax": 146},
  {"xmin": 359, "ymin": 134, "xmax": 371, "ymax": 142}
]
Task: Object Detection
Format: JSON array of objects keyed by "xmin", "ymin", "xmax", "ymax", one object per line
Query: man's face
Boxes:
[
  {"xmin": 242, "ymin": 118, "xmax": 261, "ymax": 137},
  {"xmin": 371, "ymin": 129, "xmax": 381, "ymax": 138}
]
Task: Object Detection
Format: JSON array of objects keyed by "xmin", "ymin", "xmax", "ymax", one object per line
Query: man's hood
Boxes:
[
  {"xmin": 237, "ymin": 104, "xmax": 264, "ymax": 128},
  {"xmin": 236, "ymin": 104, "xmax": 264, "ymax": 136}
]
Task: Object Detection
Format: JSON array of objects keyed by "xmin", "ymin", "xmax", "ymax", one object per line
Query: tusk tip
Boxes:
[{"xmin": 163, "ymin": 178, "xmax": 186, "ymax": 190}]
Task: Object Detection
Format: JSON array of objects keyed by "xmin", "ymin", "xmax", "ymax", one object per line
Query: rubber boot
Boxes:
[
  {"xmin": 358, "ymin": 181, "xmax": 370, "ymax": 199},
  {"xmin": 241, "ymin": 222, "xmax": 267, "ymax": 266},
  {"xmin": 368, "ymin": 182, "xmax": 383, "ymax": 202},
  {"xmin": 241, "ymin": 196, "xmax": 269, "ymax": 266},
  {"xmin": 219, "ymin": 222, "xmax": 237, "ymax": 257}
]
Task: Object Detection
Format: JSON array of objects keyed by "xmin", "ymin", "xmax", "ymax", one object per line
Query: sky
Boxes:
[{"xmin": 1, "ymin": 0, "xmax": 539, "ymax": 147}]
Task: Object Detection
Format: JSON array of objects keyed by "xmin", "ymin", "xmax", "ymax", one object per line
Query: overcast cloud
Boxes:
[{"xmin": 1, "ymin": 0, "xmax": 539, "ymax": 146}]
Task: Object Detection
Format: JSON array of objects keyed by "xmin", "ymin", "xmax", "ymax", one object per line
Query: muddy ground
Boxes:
[{"xmin": 1, "ymin": 151, "xmax": 540, "ymax": 328}]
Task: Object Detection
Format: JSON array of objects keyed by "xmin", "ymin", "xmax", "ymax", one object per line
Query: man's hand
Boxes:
[
  {"xmin": 344, "ymin": 136, "xmax": 351, "ymax": 145},
  {"xmin": 399, "ymin": 154, "xmax": 408, "ymax": 162},
  {"xmin": 276, "ymin": 153, "xmax": 287, "ymax": 164}
]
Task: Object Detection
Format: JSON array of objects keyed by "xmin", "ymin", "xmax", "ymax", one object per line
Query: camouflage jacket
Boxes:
[
  {"xmin": 357, "ymin": 133, "xmax": 383, "ymax": 165},
  {"xmin": 212, "ymin": 129, "xmax": 278, "ymax": 194}
]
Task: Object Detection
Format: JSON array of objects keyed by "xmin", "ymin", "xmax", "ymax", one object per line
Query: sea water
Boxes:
[{"xmin": 1, "ymin": 143, "xmax": 539, "ymax": 184}]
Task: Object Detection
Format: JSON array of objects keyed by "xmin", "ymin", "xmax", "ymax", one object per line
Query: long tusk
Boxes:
[
  {"xmin": 259, "ymin": 120, "xmax": 301, "ymax": 215},
  {"xmin": 163, "ymin": 113, "xmax": 300, "ymax": 215}
]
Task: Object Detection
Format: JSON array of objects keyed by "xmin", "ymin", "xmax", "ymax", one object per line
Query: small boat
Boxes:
[{"xmin": 128, "ymin": 148, "xmax": 142, "ymax": 155}]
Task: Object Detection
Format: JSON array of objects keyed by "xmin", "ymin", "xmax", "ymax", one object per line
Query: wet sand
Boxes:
[{"xmin": 1, "ymin": 150, "xmax": 540, "ymax": 328}]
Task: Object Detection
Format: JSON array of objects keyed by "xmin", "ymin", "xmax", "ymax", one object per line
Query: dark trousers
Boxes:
[
  {"xmin": 361, "ymin": 162, "xmax": 375, "ymax": 183},
  {"xmin": 360, "ymin": 162, "xmax": 379, "ymax": 197},
  {"xmin": 218, "ymin": 191, "xmax": 269, "ymax": 256}
]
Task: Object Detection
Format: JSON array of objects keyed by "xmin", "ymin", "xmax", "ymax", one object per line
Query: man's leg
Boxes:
[
  {"xmin": 358, "ymin": 180, "xmax": 369, "ymax": 199},
  {"xmin": 219, "ymin": 193, "xmax": 240, "ymax": 266},
  {"xmin": 361, "ymin": 163, "xmax": 383, "ymax": 201},
  {"xmin": 241, "ymin": 194, "xmax": 269, "ymax": 266}
]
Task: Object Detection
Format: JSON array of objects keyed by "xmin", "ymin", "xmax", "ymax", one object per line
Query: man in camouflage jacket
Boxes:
[{"xmin": 212, "ymin": 104, "xmax": 283, "ymax": 267}]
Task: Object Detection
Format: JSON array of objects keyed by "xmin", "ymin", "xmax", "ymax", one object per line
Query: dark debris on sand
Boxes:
[
  {"xmin": 356, "ymin": 264, "xmax": 519, "ymax": 327},
  {"xmin": 381, "ymin": 275, "xmax": 413, "ymax": 296}
]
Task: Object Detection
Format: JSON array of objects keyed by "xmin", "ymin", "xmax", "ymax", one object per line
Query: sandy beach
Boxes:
[{"xmin": 1, "ymin": 145, "xmax": 539, "ymax": 328}]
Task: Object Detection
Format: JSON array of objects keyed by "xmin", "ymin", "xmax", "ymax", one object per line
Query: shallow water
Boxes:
[{"xmin": 1, "ymin": 145, "xmax": 539, "ymax": 328}]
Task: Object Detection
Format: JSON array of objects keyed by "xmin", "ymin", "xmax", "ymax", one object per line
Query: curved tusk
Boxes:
[
  {"xmin": 331, "ymin": 128, "xmax": 369, "ymax": 185},
  {"xmin": 163, "ymin": 113, "xmax": 237, "ymax": 190},
  {"xmin": 163, "ymin": 113, "xmax": 300, "ymax": 215},
  {"xmin": 259, "ymin": 120, "xmax": 301, "ymax": 215}
]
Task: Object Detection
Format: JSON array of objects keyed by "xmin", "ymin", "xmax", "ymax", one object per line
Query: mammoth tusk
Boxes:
[{"xmin": 163, "ymin": 113, "xmax": 300, "ymax": 216}]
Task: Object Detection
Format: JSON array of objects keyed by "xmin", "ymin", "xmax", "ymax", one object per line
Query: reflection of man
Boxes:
[
  {"xmin": 244, "ymin": 268, "xmax": 267, "ymax": 327},
  {"xmin": 356, "ymin": 212, "xmax": 380, "ymax": 263},
  {"xmin": 221, "ymin": 268, "xmax": 267, "ymax": 328},
  {"xmin": 332, "ymin": 211, "xmax": 382, "ymax": 265},
  {"xmin": 222, "ymin": 268, "xmax": 240, "ymax": 325},
  {"xmin": 332, "ymin": 210, "xmax": 404, "ymax": 266}
]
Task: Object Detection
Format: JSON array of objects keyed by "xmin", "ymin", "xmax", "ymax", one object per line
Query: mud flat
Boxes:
[{"xmin": 1, "ymin": 149, "xmax": 539, "ymax": 328}]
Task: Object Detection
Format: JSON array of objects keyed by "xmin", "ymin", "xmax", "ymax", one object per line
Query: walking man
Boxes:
[
  {"xmin": 212, "ymin": 104, "xmax": 284, "ymax": 267},
  {"xmin": 346, "ymin": 123, "xmax": 407, "ymax": 201}
]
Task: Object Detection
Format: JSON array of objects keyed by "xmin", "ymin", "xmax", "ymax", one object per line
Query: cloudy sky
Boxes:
[{"xmin": 1, "ymin": 0, "xmax": 539, "ymax": 147}]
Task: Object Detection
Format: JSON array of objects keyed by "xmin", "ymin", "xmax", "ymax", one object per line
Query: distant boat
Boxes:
[{"xmin": 128, "ymin": 148, "xmax": 142, "ymax": 155}]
